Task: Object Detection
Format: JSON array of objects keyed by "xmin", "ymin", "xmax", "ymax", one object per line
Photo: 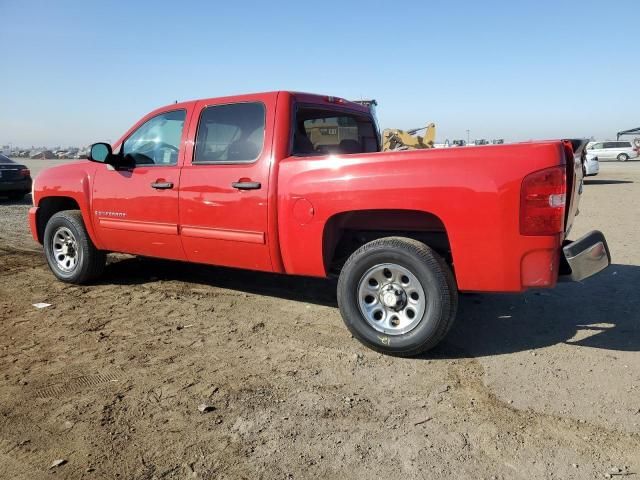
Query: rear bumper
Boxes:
[
  {"xmin": 0, "ymin": 178, "xmax": 31, "ymax": 193},
  {"xmin": 560, "ymin": 230, "xmax": 610, "ymax": 282}
]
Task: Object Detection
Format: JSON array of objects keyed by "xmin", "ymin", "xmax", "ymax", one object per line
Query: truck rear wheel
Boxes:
[
  {"xmin": 43, "ymin": 210, "xmax": 106, "ymax": 284},
  {"xmin": 337, "ymin": 237, "xmax": 458, "ymax": 356}
]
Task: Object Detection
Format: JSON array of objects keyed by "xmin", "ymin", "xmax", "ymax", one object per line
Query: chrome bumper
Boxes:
[{"xmin": 561, "ymin": 230, "xmax": 610, "ymax": 282}]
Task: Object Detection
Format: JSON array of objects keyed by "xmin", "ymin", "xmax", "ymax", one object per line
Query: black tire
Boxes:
[
  {"xmin": 617, "ymin": 153, "xmax": 629, "ymax": 162},
  {"xmin": 337, "ymin": 237, "xmax": 458, "ymax": 357},
  {"xmin": 43, "ymin": 210, "xmax": 106, "ymax": 284}
]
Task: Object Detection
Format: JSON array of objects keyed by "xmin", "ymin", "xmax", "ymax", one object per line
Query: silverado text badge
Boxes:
[{"xmin": 95, "ymin": 210, "xmax": 127, "ymax": 218}]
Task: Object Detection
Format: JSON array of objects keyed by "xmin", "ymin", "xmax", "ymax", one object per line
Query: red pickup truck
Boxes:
[{"xmin": 29, "ymin": 91, "xmax": 611, "ymax": 355}]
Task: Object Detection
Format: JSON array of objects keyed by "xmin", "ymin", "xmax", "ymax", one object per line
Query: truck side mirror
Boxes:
[{"xmin": 89, "ymin": 143, "xmax": 113, "ymax": 163}]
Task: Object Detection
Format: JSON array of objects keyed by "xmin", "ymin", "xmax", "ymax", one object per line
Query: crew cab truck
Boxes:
[{"xmin": 29, "ymin": 92, "xmax": 611, "ymax": 356}]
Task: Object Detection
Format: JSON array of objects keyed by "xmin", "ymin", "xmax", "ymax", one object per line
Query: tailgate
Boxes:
[{"xmin": 562, "ymin": 139, "xmax": 587, "ymax": 238}]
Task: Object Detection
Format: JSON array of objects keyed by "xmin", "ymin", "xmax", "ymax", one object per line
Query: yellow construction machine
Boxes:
[
  {"xmin": 382, "ymin": 123, "xmax": 436, "ymax": 151},
  {"xmin": 351, "ymin": 99, "xmax": 436, "ymax": 152}
]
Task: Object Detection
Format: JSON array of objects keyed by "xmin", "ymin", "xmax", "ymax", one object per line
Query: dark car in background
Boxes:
[{"xmin": 0, "ymin": 154, "xmax": 32, "ymax": 200}]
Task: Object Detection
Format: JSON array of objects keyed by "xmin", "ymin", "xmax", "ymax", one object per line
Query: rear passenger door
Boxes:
[{"xmin": 178, "ymin": 94, "xmax": 276, "ymax": 272}]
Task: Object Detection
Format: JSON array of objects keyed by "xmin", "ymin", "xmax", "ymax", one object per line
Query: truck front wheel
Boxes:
[
  {"xmin": 337, "ymin": 237, "xmax": 458, "ymax": 356},
  {"xmin": 43, "ymin": 210, "xmax": 106, "ymax": 284}
]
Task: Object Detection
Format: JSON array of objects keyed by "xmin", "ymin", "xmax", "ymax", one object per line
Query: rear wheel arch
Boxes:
[{"xmin": 322, "ymin": 209, "xmax": 453, "ymax": 276}]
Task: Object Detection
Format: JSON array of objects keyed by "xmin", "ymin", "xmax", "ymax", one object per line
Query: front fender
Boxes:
[{"xmin": 32, "ymin": 161, "xmax": 102, "ymax": 248}]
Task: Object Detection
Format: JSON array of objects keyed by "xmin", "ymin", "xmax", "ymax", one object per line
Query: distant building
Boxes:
[{"xmin": 30, "ymin": 150, "xmax": 56, "ymax": 159}]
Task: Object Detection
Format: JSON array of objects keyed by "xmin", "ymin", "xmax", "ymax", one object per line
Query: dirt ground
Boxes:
[{"xmin": 1, "ymin": 159, "xmax": 639, "ymax": 479}]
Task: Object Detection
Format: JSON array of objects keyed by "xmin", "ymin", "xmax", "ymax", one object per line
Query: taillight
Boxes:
[
  {"xmin": 520, "ymin": 166, "xmax": 566, "ymax": 235},
  {"xmin": 19, "ymin": 168, "xmax": 30, "ymax": 177}
]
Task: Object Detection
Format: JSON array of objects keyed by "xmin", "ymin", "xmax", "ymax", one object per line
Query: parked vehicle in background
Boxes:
[
  {"xmin": 28, "ymin": 91, "xmax": 611, "ymax": 356},
  {"xmin": 587, "ymin": 141, "xmax": 638, "ymax": 162},
  {"xmin": 583, "ymin": 152, "xmax": 599, "ymax": 176},
  {"xmin": 0, "ymin": 154, "xmax": 32, "ymax": 200}
]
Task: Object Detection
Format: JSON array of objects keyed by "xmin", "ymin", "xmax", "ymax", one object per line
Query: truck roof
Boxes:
[{"xmin": 158, "ymin": 91, "xmax": 371, "ymax": 115}]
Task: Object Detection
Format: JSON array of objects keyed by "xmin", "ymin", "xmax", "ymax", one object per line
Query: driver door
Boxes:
[{"xmin": 92, "ymin": 106, "xmax": 193, "ymax": 260}]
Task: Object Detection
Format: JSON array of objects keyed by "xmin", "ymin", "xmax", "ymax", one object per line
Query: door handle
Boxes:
[
  {"xmin": 231, "ymin": 181, "xmax": 261, "ymax": 190},
  {"xmin": 151, "ymin": 181, "xmax": 174, "ymax": 190}
]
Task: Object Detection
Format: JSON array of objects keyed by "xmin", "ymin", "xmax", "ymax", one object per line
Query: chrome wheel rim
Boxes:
[
  {"xmin": 357, "ymin": 263, "xmax": 426, "ymax": 335},
  {"xmin": 52, "ymin": 227, "xmax": 80, "ymax": 273}
]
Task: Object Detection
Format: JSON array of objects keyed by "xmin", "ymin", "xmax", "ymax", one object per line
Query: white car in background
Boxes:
[
  {"xmin": 583, "ymin": 152, "xmax": 599, "ymax": 176},
  {"xmin": 586, "ymin": 140, "xmax": 638, "ymax": 162}
]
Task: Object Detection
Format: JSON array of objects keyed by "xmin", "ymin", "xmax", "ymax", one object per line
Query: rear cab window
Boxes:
[{"xmin": 292, "ymin": 104, "xmax": 379, "ymax": 156}]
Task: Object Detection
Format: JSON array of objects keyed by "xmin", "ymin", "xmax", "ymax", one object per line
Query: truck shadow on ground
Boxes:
[
  {"xmin": 437, "ymin": 263, "xmax": 640, "ymax": 357},
  {"xmin": 101, "ymin": 256, "xmax": 339, "ymax": 308},
  {"xmin": 102, "ymin": 258, "xmax": 639, "ymax": 356}
]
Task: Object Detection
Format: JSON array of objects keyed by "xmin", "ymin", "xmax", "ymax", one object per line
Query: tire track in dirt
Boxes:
[{"xmin": 32, "ymin": 372, "xmax": 122, "ymax": 399}]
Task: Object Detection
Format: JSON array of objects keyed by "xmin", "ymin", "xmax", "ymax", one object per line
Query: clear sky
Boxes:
[{"xmin": 1, "ymin": 0, "xmax": 638, "ymax": 147}]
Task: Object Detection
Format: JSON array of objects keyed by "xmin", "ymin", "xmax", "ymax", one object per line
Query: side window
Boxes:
[
  {"xmin": 194, "ymin": 102, "xmax": 265, "ymax": 163},
  {"xmin": 122, "ymin": 110, "xmax": 186, "ymax": 166},
  {"xmin": 618, "ymin": 142, "xmax": 631, "ymax": 148},
  {"xmin": 603, "ymin": 142, "xmax": 616, "ymax": 149},
  {"xmin": 591, "ymin": 143, "xmax": 602, "ymax": 149}
]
